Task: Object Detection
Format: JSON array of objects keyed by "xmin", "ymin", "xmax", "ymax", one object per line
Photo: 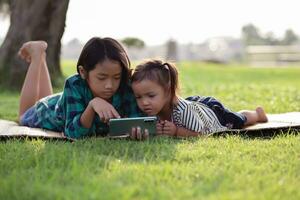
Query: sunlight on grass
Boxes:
[{"xmin": 0, "ymin": 61, "xmax": 300, "ymax": 199}]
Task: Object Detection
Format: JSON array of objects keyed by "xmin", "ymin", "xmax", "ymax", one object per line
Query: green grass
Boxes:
[{"xmin": 0, "ymin": 61, "xmax": 300, "ymax": 200}]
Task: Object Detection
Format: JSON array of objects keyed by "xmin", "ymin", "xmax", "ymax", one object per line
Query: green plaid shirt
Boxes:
[{"xmin": 34, "ymin": 74, "xmax": 142, "ymax": 138}]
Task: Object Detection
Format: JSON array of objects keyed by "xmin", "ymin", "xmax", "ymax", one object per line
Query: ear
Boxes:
[{"xmin": 78, "ymin": 65, "xmax": 87, "ymax": 79}]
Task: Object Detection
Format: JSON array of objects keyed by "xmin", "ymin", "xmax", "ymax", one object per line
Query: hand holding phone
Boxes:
[
  {"xmin": 130, "ymin": 126, "xmax": 149, "ymax": 140},
  {"xmin": 108, "ymin": 116, "xmax": 157, "ymax": 138}
]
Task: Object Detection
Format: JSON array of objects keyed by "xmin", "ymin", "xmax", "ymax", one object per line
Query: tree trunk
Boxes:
[{"xmin": 0, "ymin": 0, "xmax": 69, "ymax": 89}]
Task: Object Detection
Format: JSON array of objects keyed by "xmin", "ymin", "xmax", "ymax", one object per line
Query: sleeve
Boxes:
[
  {"xmin": 181, "ymin": 104, "xmax": 204, "ymax": 133},
  {"xmin": 63, "ymin": 80, "xmax": 92, "ymax": 139}
]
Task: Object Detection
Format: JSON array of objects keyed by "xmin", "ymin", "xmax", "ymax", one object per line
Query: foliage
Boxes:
[
  {"xmin": 242, "ymin": 23, "xmax": 299, "ymax": 46},
  {"xmin": 0, "ymin": 0, "xmax": 69, "ymax": 89},
  {"xmin": 121, "ymin": 37, "xmax": 145, "ymax": 49},
  {"xmin": 282, "ymin": 29, "xmax": 299, "ymax": 45}
]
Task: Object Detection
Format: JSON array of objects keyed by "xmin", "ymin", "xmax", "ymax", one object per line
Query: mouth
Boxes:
[
  {"xmin": 100, "ymin": 91, "xmax": 114, "ymax": 99},
  {"xmin": 102, "ymin": 91, "xmax": 114, "ymax": 96},
  {"xmin": 143, "ymin": 108, "xmax": 153, "ymax": 115}
]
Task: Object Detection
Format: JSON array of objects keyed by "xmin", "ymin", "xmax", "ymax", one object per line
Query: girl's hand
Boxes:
[
  {"xmin": 130, "ymin": 127, "xmax": 149, "ymax": 141},
  {"xmin": 162, "ymin": 120, "xmax": 177, "ymax": 136},
  {"xmin": 156, "ymin": 120, "xmax": 165, "ymax": 135},
  {"xmin": 89, "ymin": 97, "xmax": 120, "ymax": 123}
]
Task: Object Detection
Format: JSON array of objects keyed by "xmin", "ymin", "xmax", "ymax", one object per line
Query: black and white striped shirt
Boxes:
[{"xmin": 172, "ymin": 98, "xmax": 227, "ymax": 134}]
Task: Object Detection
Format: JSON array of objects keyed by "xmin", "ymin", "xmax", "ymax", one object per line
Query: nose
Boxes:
[
  {"xmin": 104, "ymin": 80, "xmax": 113, "ymax": 89},
  {"xmin": 142, "ymin": 98, "xmax": 149, "ymax": 106}
]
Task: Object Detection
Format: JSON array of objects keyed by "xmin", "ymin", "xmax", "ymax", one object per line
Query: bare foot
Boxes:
[
  {"xmin": 18, "ymin": 41, "xmax": 48, "ymax": 63},
  {"xmin": 256, "ymin": 106, "xmax": 268, "ymax": 123}
]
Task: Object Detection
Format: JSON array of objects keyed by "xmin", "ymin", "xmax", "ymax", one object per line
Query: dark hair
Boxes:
[
  {"xmin": 77, "ymin": 37, "xmax": 131, "ymax": 92},
  {"xmin": 132, "ymin": 59, "xmax": 179, "ymax": 106}
]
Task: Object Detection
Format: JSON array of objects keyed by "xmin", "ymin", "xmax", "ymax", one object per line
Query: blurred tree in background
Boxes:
[
  {"xmin": 0, "ymin": 0, "xmax": 69, "ymax": 89},
  {"xmin": 121, "ymin": 37, "xmax": 145, "ymax": 49},
  {"xmin": 242, "ymin": 23, "xmax": 299, "ymax": 46},
  {"xmin": 281, "ymin": 29, "xmax": 299, "ymax": 45},
  {"xmin": 242, "ymin": 24, "xmax": 265, "ymax": 45}
]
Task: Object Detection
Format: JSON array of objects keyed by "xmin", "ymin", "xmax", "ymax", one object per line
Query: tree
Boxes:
[
  {"xmin": 264, "ymin": 31, "xmax": 280, "ymax": 45},
  {"xmin": 241, "ymin": 24, "xmax": 265, "ymax": 45},
  {"xmin": 281, "ymin": 29, "xmax": 299, "ymax": 45},
  {"xmin": 121, "ymin": 37, "xmax": 145, "ymax": 49},
  {"xmin": 242, "ymin": 24, "xmax": 300, "ymax": 46},
  {"xmin": 0, "ymin": 0, "xmax": 69, "ymax": 89}
]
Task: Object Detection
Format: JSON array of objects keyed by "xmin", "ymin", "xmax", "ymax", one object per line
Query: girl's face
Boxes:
[
  {"xmin": 85, "ymin": 59, "xmax": 122, "ymax": 100},
  {"xmin": 132, "ymin": 79, "xmax": 170, "ymax": 116}
]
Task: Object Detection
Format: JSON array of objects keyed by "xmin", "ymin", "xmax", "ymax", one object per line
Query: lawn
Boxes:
[{"xmin": 0, "ymin": 61, "xmax": 300, "ymax": 200}]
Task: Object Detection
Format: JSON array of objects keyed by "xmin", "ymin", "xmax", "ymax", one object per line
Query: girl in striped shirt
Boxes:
[{"xmin": 131, "ymin": 59, "xmax": 268, "ymax": 138}]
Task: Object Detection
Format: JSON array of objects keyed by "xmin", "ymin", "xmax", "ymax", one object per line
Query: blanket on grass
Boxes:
[{"xmin": 0, "ymin": 112, "xmax": 300, "ymax": 141}]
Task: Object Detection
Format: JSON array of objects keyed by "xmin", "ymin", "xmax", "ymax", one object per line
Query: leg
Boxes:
[
  {"xmin": 18, "ymin": 41, "xmax": 49, "ymax": 121},
  {"xmin": 38, "ymin": 58, "xmax": 53, "ymax": 99},
  {"xmin": 238, "ymin": 106, "xmax": 268, "ymax": 126}
]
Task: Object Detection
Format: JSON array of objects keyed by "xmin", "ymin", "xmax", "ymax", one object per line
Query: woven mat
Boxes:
[
  {"xmin": 0, "ymin": 112, "xmax": 300, "ymax": 140},
  {"xmin": 217, "ymin": 112, "xmax": 300, "ymax": 137},
  {"xmin": 0, "ymin": 120, "xmax": 73, "ymax": 141}
]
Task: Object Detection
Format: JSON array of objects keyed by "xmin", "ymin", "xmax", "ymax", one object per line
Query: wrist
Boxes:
[
  {"xmin": 174, "ymin": 126, "xmax": 178, "ymax": 137},
  {"xmin": 90, "ymin": 97, "xmax": 102, "ymax": 108},
  {"xmin": 88, "ymin": 100, "xmax": 94, "ymax": 110}
]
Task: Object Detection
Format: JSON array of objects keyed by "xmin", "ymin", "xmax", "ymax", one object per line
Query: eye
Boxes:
[
  {"xmin": 97, "ymin": 77, "xmax": 106, "ymax": 81},
  {"xmin": 135, "ymin": 96, "xmax": 141, "ymax": 99},
  {"xmin": 114, "ymin": 76, "xmax": 121, "ymax": 80},
  {"xmin": 148, "ymin": 94, "xmax": 156, "ymax": 98}
]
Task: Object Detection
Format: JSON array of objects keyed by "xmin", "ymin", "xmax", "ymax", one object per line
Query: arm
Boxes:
[
  {"xmin": 160, "ymin": 120, "xmax": 201, "ymax": 137},
  {"xmin": 79, "ymin": 101, "xmax": 95, "ymax": 129},
  {"xmin": 157, "ymin": 103, "xmax": 206, "ymax": 138},
  {"xmin": 176, "ymin": 126, "xmax": 201, "ymax": 137},
  {"xmin": 80, "ymin": 97, "xmax": 120, "ymax": 128},
  {"xmin": 63, "ymin": 81, "xmax": 92, "ymax": 138},
  {"xmin": 63, "ymin": 79, "xmax": 119, "ymax": 139}
]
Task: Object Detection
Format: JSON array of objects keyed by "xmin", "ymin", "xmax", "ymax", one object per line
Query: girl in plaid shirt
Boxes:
[{"xmin": 18, "ymin": 37, "xmax": 142, "ymax": 139}]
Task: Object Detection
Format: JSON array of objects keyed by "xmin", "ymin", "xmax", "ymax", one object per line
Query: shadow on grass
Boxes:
[
  {"xmin": 0, "ymin": 136, "xmax": 200, "ymax": 165},
  {"xmin": 1, "ymin": 128, "xmax": 299, "ymax": 171}
]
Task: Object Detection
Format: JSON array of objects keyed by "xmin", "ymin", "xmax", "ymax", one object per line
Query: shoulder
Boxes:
[
  {"xmin": 65, "ymin": 74, "xmax": 85, "ymax": 88},
  {"xmin": 172, "ymin": 97, "xmax": 192, "ymax": 125},
  {"xmin": 63, "ymin": 74, "xmax": 92, "ymax": 103},
  {"xmin": 63, "ymin": 74, "xmax": 89, "ymax": 94},
  {"xmin": 173, "ymin": 97, "xmax": 191, "ymax": 112}
]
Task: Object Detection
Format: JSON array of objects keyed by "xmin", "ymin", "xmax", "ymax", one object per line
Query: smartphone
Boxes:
[{"xmin": 108, "ymin": 116, "xmax": 157, "ymax": 137}]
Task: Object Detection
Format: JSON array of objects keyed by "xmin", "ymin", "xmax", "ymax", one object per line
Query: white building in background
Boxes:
[
  {"xmin": 199, "ymin": 37, "xmax": 244, "ymax": 63},
  {"xmin": 246, "ymin": 45, "xmax": 300, "ymax": 65}
]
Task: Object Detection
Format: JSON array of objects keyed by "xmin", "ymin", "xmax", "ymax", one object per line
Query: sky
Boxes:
[{"xmin": 0, "ymin": 0, "xmax": 300, "ymax": 45}]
